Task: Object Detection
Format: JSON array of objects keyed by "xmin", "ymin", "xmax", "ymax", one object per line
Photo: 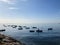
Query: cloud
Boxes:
[
  {"xmin": 0, "ymin": 0, "xmax": 28, "ymax": 4},
  {"xmin": 0, "ymin": 0, "xmax": 17, "ymax": 4},
  {"xmin": 9, "ymin": 7, "xmax": 18, "ymax": 10}
]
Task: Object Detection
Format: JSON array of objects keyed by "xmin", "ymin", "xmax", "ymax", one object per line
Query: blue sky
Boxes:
[{"xmin": 0, "ymin": 0, "xmax": 60, "ymax": 23}]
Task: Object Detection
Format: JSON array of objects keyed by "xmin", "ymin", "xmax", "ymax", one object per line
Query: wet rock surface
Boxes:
[{"xmin": 0, "ymin": 34, "xmax": 24, "ymax": 45}]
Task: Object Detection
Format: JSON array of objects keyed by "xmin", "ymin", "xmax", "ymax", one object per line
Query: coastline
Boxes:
[{"xmin": 0, "ymin": 34, "xmax": 25, "ymax": 45}]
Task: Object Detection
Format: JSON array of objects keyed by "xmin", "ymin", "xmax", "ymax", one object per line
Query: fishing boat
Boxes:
[
  {"xmin": 29, "ymin": 30, "xmax": 35, "ymax": 32},
  {"xmin": 0, "ymin": 29, "xmax": 5, "ymax": 32},
  {"xmin": 36, "ymin": 29, "xmax": 43, "ymax": 32}
]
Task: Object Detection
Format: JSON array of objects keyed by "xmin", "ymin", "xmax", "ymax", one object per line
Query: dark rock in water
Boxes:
[
  {"xmin": 29, "ymin": 30, "xmax": 35, "ymax": 32},
  {"xmin": 0, "ymin": 29, "xmax": 5, "ymax": 32},
  {"xmin": 36, "ymin": 29, "xmax": 43, "ymax": 32},
  {"xmin": 48, "ymin": 28, "xmax": 53, "ymax": 30}
]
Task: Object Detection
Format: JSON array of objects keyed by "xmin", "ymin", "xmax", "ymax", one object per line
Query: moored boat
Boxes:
[
  {"xmin": 0, "ymin": 29, "xmax": 6, "ymax": 32},
  {"xmin": 29, "ymin": 30, "xmax": 35, "ymax": 32},
  {"xmin": 48, "ymin": 28, "xmax": 53, "ymax": 30},
  {"xmin": 36, "ymin": 29, "xmax": 43, "ymax": 32}
]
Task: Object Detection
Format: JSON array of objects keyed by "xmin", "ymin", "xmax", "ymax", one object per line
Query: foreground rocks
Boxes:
[{"xmin": 0, "ymin": 34, "xmax": 25, "ymax": 45}]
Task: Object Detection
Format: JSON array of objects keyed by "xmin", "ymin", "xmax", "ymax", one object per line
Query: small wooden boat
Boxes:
[
  {"xmin": 8, "ymin": 25, "xmax": 10, "ymax": 27},
  {"xmin": 32, "ymin": 27, "xmax": 37, "ymax": 28},
  {"xmin": 23, "ymin": 26, "xmax": 27, "ymax": 27},
  {"xmin": 0, "ymin": 29, "xmax": 5, "ymax": 32},
  {"xmin": 25, "ymin": 27, "xmax": 30, "ymax": 29},
  {"xmin": 11, "ymin": 25, "xmax": 17, "ymax": 28},
  {"xmin": 48, "ymin": 28, "xmax": 53, "ymax": 30},
  {"xmin": 29, "ymin": 30, "xmax": 35, "ymax": 32},
  {"xmin": 3, "ymin": 24, "xmax": 7, "ymax": 27},
  {"xmin": 36, "ymin": 29, "xmax": 43, "ymax": 32},
  {"xmin": 19, "ymin": 26, "xmax": 22, "ymax": 27},
  {"xmin": 18, "ymin": 27, "xmax": 23, "ymax": 30}
]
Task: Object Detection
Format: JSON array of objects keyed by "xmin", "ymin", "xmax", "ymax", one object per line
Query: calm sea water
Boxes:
[{"xmin": 0, "ymin": 23, "xmax": 60, "ymax": 45}]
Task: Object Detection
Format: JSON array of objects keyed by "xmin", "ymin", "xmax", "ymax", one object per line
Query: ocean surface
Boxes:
[{"xmin": 0, "ymin": 23, "xmax": 60, "ymax": 45}]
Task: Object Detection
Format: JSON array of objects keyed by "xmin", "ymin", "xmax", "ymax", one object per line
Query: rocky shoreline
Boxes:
[{"xmin": 0, "ymin": 34, "xmax": 25, "ymax": 45}]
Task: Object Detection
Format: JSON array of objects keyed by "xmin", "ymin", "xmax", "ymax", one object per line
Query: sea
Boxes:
[{"xmin": 0, "ymin": 23, "xmax": 60, "ymax": 45}]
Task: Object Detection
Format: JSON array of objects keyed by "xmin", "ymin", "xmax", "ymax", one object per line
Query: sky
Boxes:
[{"xmin": 0, "ymin": 0, "xmax": 60, "ymax": 23}]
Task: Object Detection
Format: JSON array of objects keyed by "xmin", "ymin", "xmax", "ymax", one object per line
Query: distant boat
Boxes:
[
  {"xmin": 18, "ymin": 27, "xmax": 23, "ymax": 30},
  {"xmin": 23, "ymin": 26, "xmax": 27, "ymax": 28},
  {"xmin": 29, "ymin": 30, "xmax": 35, "ymax": 32},
  {"xmin": 8, "ymin": 25, "xmax": 11, "ymax": 27},
  {"xmin": 19, "ymin": 26, "xmax": 22, "ymax": 27},
  {"xmin": 3, "ymin": 24, "xmax": 7, "ymax": 27},
  {"xmin": 11, "ymin": 25, "xmax": 17, "ymax": 28},
  {"xmin": 36, "ymin": 29, "xmax": 43, "ymax": 32},
  {"xmin": 23, "ymin": 26, "xmax": 30, "ymax": 29},
  {"xmin": 32, "ymin": 27, "xmax": 37, "ymax": 29},
  {"xmin": 48, "ymin": 28, "xmax": 53, "ymax": 30},
  {"xmin": 0, "ymin": 29, "xmax": 5, "ymax": 32},
  {"xmin": 25, "ymin": 27, "xmax": 30, "ymax": 29}
]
